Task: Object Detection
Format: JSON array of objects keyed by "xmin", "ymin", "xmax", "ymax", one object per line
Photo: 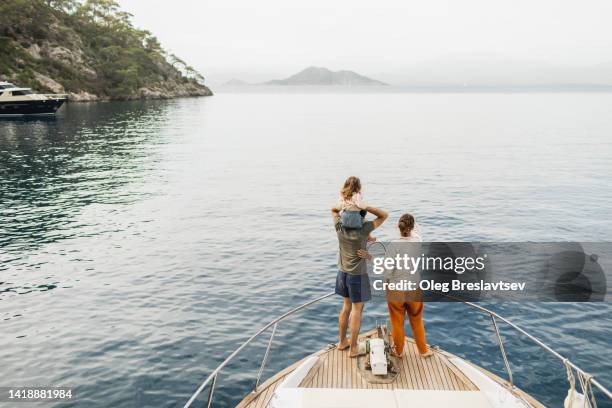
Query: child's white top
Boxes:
[{"xmin": 338, "ymin": 192, "xmax": 367, "ymax": 211}]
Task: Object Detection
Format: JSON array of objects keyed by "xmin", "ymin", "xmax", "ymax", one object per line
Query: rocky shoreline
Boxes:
[
  {"xmin": 1, "ymin": 1, "xmax": 213, "ymax": 103},
  {"xmin": 4, "ymin": 43, "xmax": 213, "ymax": 102},
  {"xmin": 65, "ymin": 84, "xmax": 213, "ymax": 102},
  {"xmin": 30, "ymin": 56, "xmax": 213, "ymax": 102}
]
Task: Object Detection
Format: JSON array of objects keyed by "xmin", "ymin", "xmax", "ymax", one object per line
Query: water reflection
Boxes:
[
  {"xmin": 0, "ymin": 93, "xmax": 610, "ymax": 407},
  {"xmin": 0, "ymin": 101, "xmax": 171, "ymax": 253}
]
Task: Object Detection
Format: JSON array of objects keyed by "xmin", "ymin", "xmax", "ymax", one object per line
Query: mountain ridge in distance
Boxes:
[{"xmin": 265, "ymin": 66, "xmax": 387, "ymax": 86}]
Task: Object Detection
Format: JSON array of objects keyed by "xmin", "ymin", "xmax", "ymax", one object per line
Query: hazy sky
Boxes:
[{"xmin": 118, "ymin": 0, "xmax": 612, "ymax": 84}]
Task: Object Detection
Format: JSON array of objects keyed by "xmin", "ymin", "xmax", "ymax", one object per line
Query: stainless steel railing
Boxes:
[
  {"xmin": 183, "ymin": 292, "xmax": 335, "ymax": 408},
  {"xmin": 184, "ymin": 292, "xmax": 611, "ymax": 407},
  {"xmin": 461, "ymin": 299, "xmax": 611, "ymax": 400}
]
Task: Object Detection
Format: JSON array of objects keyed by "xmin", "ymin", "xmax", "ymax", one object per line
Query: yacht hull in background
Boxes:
[{"xmin": 0, "ymin": 98, "xmax": 66, "ymax": 116}]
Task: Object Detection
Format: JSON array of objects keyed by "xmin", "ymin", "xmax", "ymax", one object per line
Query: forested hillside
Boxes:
[{"xmin": 0, "ymin": 0, "xmax": 212, "ymax": 100}]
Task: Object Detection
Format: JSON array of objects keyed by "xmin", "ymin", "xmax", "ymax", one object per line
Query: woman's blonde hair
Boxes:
[{"xmin": 340, "ymin": 176, "xmax": 361, "ymax": 200}]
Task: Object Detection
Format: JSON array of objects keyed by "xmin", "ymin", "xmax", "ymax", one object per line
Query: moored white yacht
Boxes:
[
  {"xmin": 184, "ymin": 293, "xmax": 611, "ymax": 408},
  {"xmin": 0, "ymin": 81, "xmax": 67, "ymax": 116}
]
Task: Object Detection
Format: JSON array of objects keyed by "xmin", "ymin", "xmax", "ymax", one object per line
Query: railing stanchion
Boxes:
[
  {"xmin": 255, "ymin": 322, "xmax": 278, "ymax": 390},
  {"xmin": 206, "ymin": 374, "xmax": 217, "ymax": 408},
  {"xmin": 490, "ymin": 314, "xmax": 513, "ymax": 388}
]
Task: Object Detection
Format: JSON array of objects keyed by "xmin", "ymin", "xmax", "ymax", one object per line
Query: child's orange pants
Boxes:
[{"xmin": 387, "ymin": 298, "xmax": 428, "ymax": 355}]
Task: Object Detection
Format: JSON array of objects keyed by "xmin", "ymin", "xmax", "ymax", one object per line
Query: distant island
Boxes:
[
  {"xmin": 266, "ymin": 66, "xmax": 387, "ymax": 86},
  {"xmin": 0, "ymin": 0, "xmax": 212, "ymax": 101}
]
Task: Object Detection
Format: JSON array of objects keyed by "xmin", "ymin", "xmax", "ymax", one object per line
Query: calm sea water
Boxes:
[{"xmin": 1, "ymin": 90, "xmax": 611, "ymax": 408}]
